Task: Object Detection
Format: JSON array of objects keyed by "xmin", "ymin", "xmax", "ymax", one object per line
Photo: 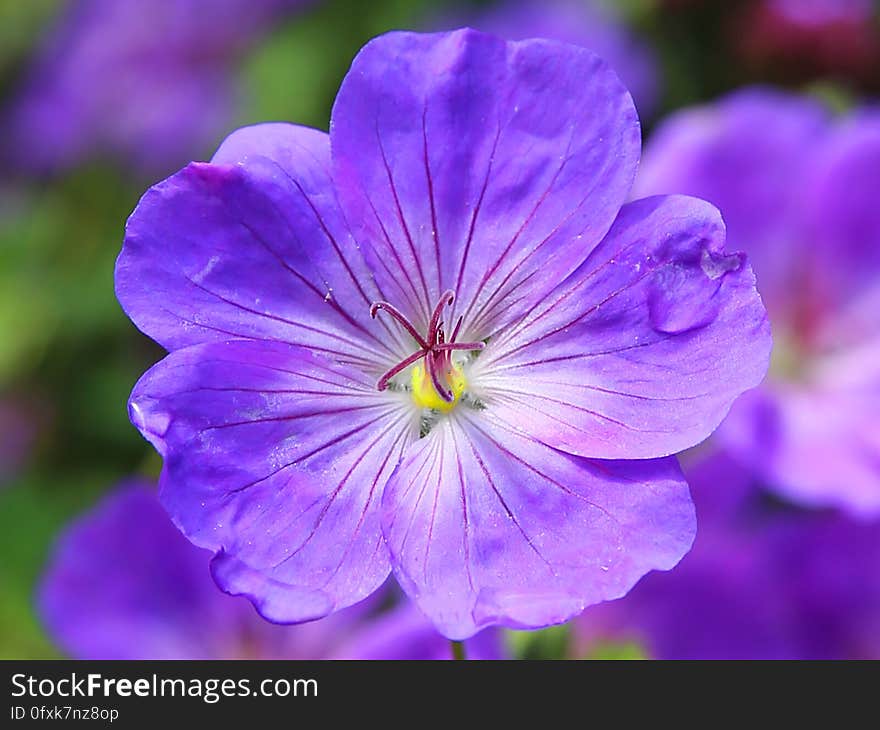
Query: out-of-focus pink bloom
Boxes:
[{"xmin": 736, "ymin": 0, "xmax": 879, "ymax": 82}]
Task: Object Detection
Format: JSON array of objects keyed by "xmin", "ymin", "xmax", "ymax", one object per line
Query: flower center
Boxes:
[{"xmin": 369, "ymin": 289, "xmax": 484, "ymax": 411}]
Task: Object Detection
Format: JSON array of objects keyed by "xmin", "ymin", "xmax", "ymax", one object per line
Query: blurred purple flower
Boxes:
[
  {"xmin": 40, "ymin": 482, "xmax": 503, "ymax": 659},
  {"xmin": 574, "ymin": 451, "xmax": 880, "ymax": 659},
  {"xmin": 436, "ymin": 0, "xmax": 660, "ymax": 117},
  {"xmin": 636, "ymin": 89, "xmax": 880, "ymax": 516},
  {"xmin": 3, "ymin": 0, "xmax": 311, "ymax": 177},
  {"xmin": 116, "ymin": 30, "xmax": 769, "ymax": 639}
]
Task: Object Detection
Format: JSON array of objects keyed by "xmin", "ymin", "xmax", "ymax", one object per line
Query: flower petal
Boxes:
[
  {"xmin": 129, "ymin": 339, "xmax": 418, "ymax": 622},
  {"xmin": 461, "ymin": 0, "xmax": 660, "ymax": 118},
  {"xmin": 381, "ymin": 410, "xmax": 694, "ymax": 639},
  {"xmin": 721, "ymin": 339, "xmax": 880, "ymax": 517},
  {"xmin": 210, "ymin": 552, "xmax": 335, "ymax": 624},
  {"xmin": 332, "ymin": 602, "xmax": 506, "ymax": 659},
  {"xmin": 574, "ymin": 451, "xmax": 880, "ymax": 659},
  {"xmin": 116, "ymin": 126, "xmax": 409, "ymax": 367},
  {"xmin": 633, "ymin": 88, "xmax": 828, "ymax": 320},
  {"xmin": 472, "ymin": 195, "xmax": 771, "ymax": 460},
  {"xmin": 39, "ymin": 482, "xmax": 375, "ymax": 658},
  {"xmin": 331, "ymin": 28, "xmax": 640, "ymax": 332}
]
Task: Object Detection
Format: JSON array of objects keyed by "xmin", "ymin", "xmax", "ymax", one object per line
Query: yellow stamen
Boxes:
[{"xmin": 411, "ymin": 362, "xmax": 466, "ymax": 413}]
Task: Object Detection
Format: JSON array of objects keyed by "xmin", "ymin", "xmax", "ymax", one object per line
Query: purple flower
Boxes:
[
  {"xmin": 116, "ymin": 30, "xmax": 770, "ymax": 639},
  {"xmin": 433, "ymin": 0, "xmax": 660, "ymax": 117},
  {"xmin": 636, "ymin": 89, "xmax": 880, "ymax": 516},
  {"xmin": 40, "ymin": 482, "xmax": 503, "ymax": 659},
  {"xmin": 573, "ymin": 452, "xmax": 880, "ymax": 659},
  {"xmin": 3, "ymin": 0, "xmax": 310, "ymax": 177}
]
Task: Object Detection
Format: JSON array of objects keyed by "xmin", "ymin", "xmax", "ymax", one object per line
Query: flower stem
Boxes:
[{"xmin": 451, "ymin": 640, "xmax": 466, "ymax": 661}]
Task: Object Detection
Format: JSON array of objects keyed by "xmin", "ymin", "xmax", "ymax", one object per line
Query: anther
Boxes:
[{"xmin": 370, "ymin": 290, "xmax": 480, "ymax": 405}]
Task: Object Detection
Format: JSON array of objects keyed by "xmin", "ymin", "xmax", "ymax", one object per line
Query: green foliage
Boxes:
[
  {"xmin": 239, "ymin": 0, "xmax": 436, "ymax": 131},
  {"xmin": 0, "ymin": 472, "xmax": 109, "ymax": 658},
  {"xmin": 0, "ymin": 0, "xmax": 60, "ymax": 79},
  {"xmin": 507, "ymin": 624, "xmax": 572, "ymax": 660},
  {"xmin": 584, "ymin": 640, "xmax": 648, "ymax": 661}
]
